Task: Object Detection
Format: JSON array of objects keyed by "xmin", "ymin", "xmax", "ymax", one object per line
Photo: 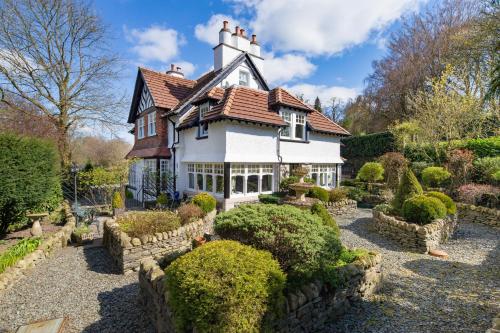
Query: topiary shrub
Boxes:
[
  {"xmin": 402, "ymin": 195, "xmax": 447, "ymax": 225},
  {"xmin": 308, "ymin": 186, "xmax": 329, "ymax": 202},
  {"xmin": 421, "ymin": 167, "xmax": 451, "ymax": 188},
  {"xmin": 411, "ymin": 161, "xmax": 432, "ymax": 180},
  {"xmin": 177, "ymin": 203, "xmax": 204, "ymax": 225},
  {"xmin": 329, "ymin": 188, "xmax": 348, "ymax": 202},
  {"xmin": 425, "ymin": 191, "xmax": 456, "ymax": 215},
  {"xmin": 392, "ymin": 168, "xmax": 423, "ymax": 211},
  {"xmin": 357, "ymin": 162, "xmax": 384, "ymax": 183},
  {"xmin": 192, "ymin": 192, "xmax": 216, "ymax": 214},
  {"xmin": 310, "ymin": 202, "xmax": 339, "ymax": 235},
  {"xmin": 112, "ymin": 192, "xmax": 124, "ymax": 209},
  {"xmin": 164, "ymin": 240, "xmax": 286, "ymax": 333},
  {"xmin": 215, "ymin": 204, "xmax": 342, "ymax": 287}
]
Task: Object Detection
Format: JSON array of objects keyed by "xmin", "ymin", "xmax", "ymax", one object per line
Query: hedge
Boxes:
[
  {"xmin": 164, "ymin": 240, "xmax": 285, "ymax": 332},
  {"xmin": 341, "ymin": 132, "xmax": 396, "ymax": 159},
  {"xmin": 0, "ymin": 133, "xmax": 62, "ymax": 234}
]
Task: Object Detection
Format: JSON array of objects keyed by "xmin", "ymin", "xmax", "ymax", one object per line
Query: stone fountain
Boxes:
[{"xmin": 282, "ymin": 165, "xmax": 318, "ymax": 208}]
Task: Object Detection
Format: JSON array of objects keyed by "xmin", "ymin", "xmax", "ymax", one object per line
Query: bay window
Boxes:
[
  {"xmin": 231, "ymin": 164, "xmax": 274, "ymax": 196},
  {"xmin": 308, "ymin": 164, "xmax": 339, "ymax": 188},
  {"xmin": 187, "ymin": 163, "xmax": 224, "ymax": 196},
  {"xmin": 279, "ymin": 111, "xmax": 307, "ymax": 141},
  {"xmin": 231, "ymin": 164, "xmax": 245, "ymax": 194}
]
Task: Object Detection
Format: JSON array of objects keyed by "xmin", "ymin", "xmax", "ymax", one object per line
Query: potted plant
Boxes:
[{"xmin": 112, "ymin": 191, "xmax": 125, "ymax": 216}]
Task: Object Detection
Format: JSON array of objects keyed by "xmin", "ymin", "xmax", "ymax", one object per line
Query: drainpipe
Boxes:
[
  {"xmin": 168, "ymin": 117, "xmax": 180, "ymax": 193},
  {"xmin": 277, "ymin": 127, "xmax": 283, "ymax": 190}
]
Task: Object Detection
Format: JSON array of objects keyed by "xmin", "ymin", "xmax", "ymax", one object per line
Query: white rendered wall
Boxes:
[
  {"xmin": 280, "ymin": 132, "xmax": 343, "ymax": 164},
  {"xmin": 217, "ymin": 61, "xmax": 264, "ymax": 90},
  {"xmin": 225, "ymin": 123, "xmax": 279, "ymax": 163}
]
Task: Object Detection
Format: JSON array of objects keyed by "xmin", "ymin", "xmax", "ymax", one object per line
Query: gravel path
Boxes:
[
  {"xmin": 329, "ymin": 208, "xmax": 499, "ymax": 333},
  {"xmin": 0, "ymin": 243, "xmax": 154, "ymax": 333}
]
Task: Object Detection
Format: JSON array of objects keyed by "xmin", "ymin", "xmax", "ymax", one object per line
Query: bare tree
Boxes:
[
  {"xmin": 326, "ymin": 97, "xmax": 345, "ymax": 123},
  {"xmin": 0, "ymin": 0, "xmax": 125, "ymax": 170},
  {"xmin": 71, "ymin": 135, "xmax": 131, "ymax": 167}
]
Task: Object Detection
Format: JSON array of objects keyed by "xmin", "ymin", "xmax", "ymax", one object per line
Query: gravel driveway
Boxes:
[
  {"xmin": 0, "ymin": 243, "xmax": 154, "ymax": 333},
  {"xmin": 329, "ymin": 208, "xmax": 499, "ymax": 333}
]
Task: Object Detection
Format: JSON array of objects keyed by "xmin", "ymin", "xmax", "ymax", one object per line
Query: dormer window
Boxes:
[
  {"xmin": 280, "ymin": 111, "xmax": 307, "ymax": 141},
  {"xmin": 239, "ymin": 70, "xmax": 249, "ymax": 86},
  {"xmin": 199, "ymin": 102, "xmax": 210, "ymax": 137}
]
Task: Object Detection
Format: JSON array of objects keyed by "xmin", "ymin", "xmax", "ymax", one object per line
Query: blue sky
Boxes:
[{"xmin": 90, "ymin": 0, "xmax": 427, "ymax": 141}]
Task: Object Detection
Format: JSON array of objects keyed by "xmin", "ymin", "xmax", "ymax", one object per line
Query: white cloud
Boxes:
[
  {"xmin": 263, "ymin": 52, "xmax": 316, "ymax": 85},
  {"xmin": 125, "ymin": 25, "xmax": 185, "ymax": 63},
  {"xmin": 230, "ymin": 0, "xmax": 424, "ymax": 55},
  {"xmin": 284, "ymin": 83, "xmax": 358, "ymax": 105},
  {"xmin": 194, "ymin": 14, "xmax": 240, "ymax": 45}
]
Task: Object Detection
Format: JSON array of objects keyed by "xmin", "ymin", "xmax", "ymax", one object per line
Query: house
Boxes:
[{"xmin": 126, "ymin": 21, "xmax": 350, "ymax": 210}]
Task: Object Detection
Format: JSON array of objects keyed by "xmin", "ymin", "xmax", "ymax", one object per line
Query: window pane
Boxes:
[
  {"xmin": 311, "ymin": 173, "xmax": 318, "ymax": 184},
  {"xmin": 214, "ymin": 164, "xmax": 223, "ymax": 174},
  {"xmin": 320, "ymin": 173, "xmax": 327, "ymax": 186},
  {"xmin": 281, "ymin": 125, "xmax": 290, "ymax": 137},
  {"xmin": 295, "ymin": 124, "xmax": 304, "ymax": 139},
  {"xmin": 247, "ymin": 175, "xmax": 258, "ymax": 193},
  {"xmin": 247, "ymin": 164, "xmax": 259, "ymax": 174},
  {"xmin": 232, "ymin": 164, "xmax": 245, "ymax": 174},
  {"xmin": 205, "ymin": 174, "xmax": 213, "ymax": 192},
  {"xmin": 231, "ymin": 175, "xmax": 244, "ymax": 194},
  {"xmin": 216, "ymin": 175, "xmax": 224, "ymax": 193},
  {"xmin": 197, "ymin": 174, "xmax": 203, "ymax": 190},
  {"xmin": 188, "ymin": 173, "xmax": 194, "ymax": 189},
  {"xmin": 261, "ymin": 174, "xmax": 272, "ymax": 192}
]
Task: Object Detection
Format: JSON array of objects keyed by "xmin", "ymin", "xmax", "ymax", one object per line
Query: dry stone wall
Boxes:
[
  {"xmin": 372, "ymin": 210, "xmax": 458, "ymax": 253},
  {"xmin": 138, "ymin": 252, "xmax": 382, "ymax": 333},
  {"xmin": 325, "ymin": 199, "xmax": 357, "ymax": 216},
  {"xmin": 457, "ymin": 203, "xmax": 499, "ymax": 228},
  {"xmin": 103, "ymin": 210, "xmax": 216, "ymax": 274},
  {"xmin": 0, "ymin": 203, "xmax": 76, "ymax": 290}
]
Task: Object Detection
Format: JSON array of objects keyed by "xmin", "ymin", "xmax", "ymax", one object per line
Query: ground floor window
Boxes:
[
  {"xmin": 187, "ymin": 162, "xmax": 224, "ymax": 195},
  {"xmin": 129, "ymin": 162, "xmax": 138, "ymax": 187},
  {"xmin": 309, "ymin": 164, "xmax": 338, "ymax": 188},
  {"xmin": 231, "ymin": 163, "xmax": 274, "ymax": 196}
]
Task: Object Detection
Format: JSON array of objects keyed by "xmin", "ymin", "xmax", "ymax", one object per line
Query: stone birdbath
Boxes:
[
  {"xmin": 26, "ymin": 212, "xmax": 48, "ymax": 237},
  {"xmin": 289, "ymin": 166, "xmax": 314, "ymax": 202}
]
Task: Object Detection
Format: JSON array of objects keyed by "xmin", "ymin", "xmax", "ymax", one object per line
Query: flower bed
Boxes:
[
  {"xmin": 103, "ymin": 210, "xmax": 216, "ymax": 274},
  {"xmin": 138, "ymin": 250, "xmax": 382, "ymax": 333},
  {"xmin": 457, "ymin": 203, "xmax": 499, "ymax": 228},
  {"xmin": 372, "ymin": 210, "xmax": 458, "ymax": 253}
]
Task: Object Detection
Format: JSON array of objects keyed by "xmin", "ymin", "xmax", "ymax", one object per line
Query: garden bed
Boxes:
[
  {"xmin": 138, "ymin": 250, "xmax": 382, "ymax": 333},
  {"xmin": 372, "ymin": 210, "xmax": 458, "ymax": 253},
  {"xmin": 457, "ymin": 203, "xmax": 499, "ymax": 228},
  {"xmin": 103, "ymin": 210, "xmax": 216, "ymax": 274}
]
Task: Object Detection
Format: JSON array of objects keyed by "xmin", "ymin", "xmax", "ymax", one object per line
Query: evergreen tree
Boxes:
[
  {"xmin": 392, "ymin": 168, "xmax": 423, "ymax": 212},
  {"xmin": 314, "ymin": 96, "xmax": 322, "ymax": 113}
]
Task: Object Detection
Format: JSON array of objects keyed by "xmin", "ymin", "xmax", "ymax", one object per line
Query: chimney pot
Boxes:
[
  {"xmin": 223, "ymin": 20, "xmax": 229, "ymax": 30},
  {"xmin": 170, "ymin": 64, "xmax": 175, "ymax": 71},
  {"xmin": 234, "ymin": 26, "xmax": 240, "ymax": 35},
  {"xmin": 176, "ymin": 66, "xmax": 181, "ymax": 72},
  {"xmin": 251, "ymin": 34, "xmax": 257, "ymax": 43},
  {"xmin": 240, "ymin": 29, "xmax": 245, "ymax": 37}
]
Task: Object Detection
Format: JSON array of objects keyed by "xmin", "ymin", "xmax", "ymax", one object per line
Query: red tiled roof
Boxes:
[
  {"xmin": 126, "ymin": 147, "xmax": 171, "ymax": 159},
  {"xmin": 307, "ymin": 110, "xmax": 350, "ymax": 136},
  {"xmin": 269, "ymin": 87, "xmax": 314, "ymax": 112},
  {"xmin": 192, "ymin": 86, "xmax": 225, "ymax": 104}
]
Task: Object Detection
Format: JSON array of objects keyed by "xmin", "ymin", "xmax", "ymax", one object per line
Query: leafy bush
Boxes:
[
  {"xmin": 73, "ymin": 225, "xmax": 91, "ymax": 237},
  {"xmin": 214, "ymin": 204, "xmax": 342, "ymax": 287},
  {"xmin": 357, "ymin": 162, "xmax": 384, "ymax": 183},
  {"xmin": 164, "ymin": 240, "xmax": 285, "ymax": 333},
  {"xmin": 336, "ymin": 247, "xmax": 369, "ymax": 266},
  {"xmin": 0, "ymin": 134, "xmax": 61, "ymax": 234},
  {"xmin": 279, "ymin": 175, "xmax": 299, "ymax": 193},
  {"xmin": 112, "ymin": 192, "xmax": 124, "ymax": 209},
  {"xmin": 345, "ymin": 186, "xmax": 369, "ymax": 202},
  {"xmin": 373, "ymin": 203, "xmax": 393, "ymax": 215},
  {"xmin": 392, "ymin": 169, "xmax": 423, "ymax": 211},
  {"xmin": 125, "ymin": 189, "xmax": 134, "ymax": 199},
  {"xmin": 411, "ymin": 161, "xmax": 432, "ymax": 180},
  {"xmin": 404, "ymin": 143, "xmax": 447, "ymax": 164},
  {"xmin": 308, "ymin": 186, "xmax": 330, "ymax": 202},
  {"xmin": 425, "ymin": 191, "xmax": 456, "ymax": 215},
  {"xmin": 0, "ymin": 237, "xmax": 42, "ymax": 273},
  {"xmin": 192, "ymin": 192, "xmax": 216, "ymax": 214},
  {"xmin": 456, "ymin": 184, "xmax": 499, "ymax": 208},
  {"xmin": 462, "ymin": 136, "xmax": 500, "ymax": 158},
  {"xmin": 329, "ymin": 188, "xmax": 348, "ymax": 202},
  {"xmin": 473, "ymin": 157, "xmax": 500, "ymax": 184},
  {"xmin": 116, "ymin": 211, "xmax": 180, "ymax": 238},
  {"xmin": 258, "ymin": 193, "xmax": 283, "ymax": 204},
  {"xmin": 421, "ymin": 167, "xmax": 451, "ymax": 188},
  {"xmin": 177, "ymin": 203, "xmax": 204, "ymax": 225},
  {"xmin": 402, "ymin": 195, "xmax": 447, "ymax": 225},
  {"xmin": 446, "ymin": 149, "xmax": 474, "ymax": 188},
  {"xmin": 156, "ymin": 193, "xmax": 168, "ymax": 206},
  {"xmin": 340, "ymin": 179, "xmax": 356, "ymax": 187},
  {"xmin": 310, "ymin": 203, "xmax": 339, "ymax": 235}
]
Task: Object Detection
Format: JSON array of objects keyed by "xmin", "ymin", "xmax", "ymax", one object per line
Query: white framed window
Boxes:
[
  {"xmin": 231, "ymin": 164, "xmax": 274, "ymax": 196},
  {"xmin": 144, "ymin": 159, "xmax": 156, "ymax": 173},
  {"xmin": 295, "ymin": 114, "xmax": 305, "ymax": 140},
  {"xmin": 279, "ymin": 111, "xmax": 307, "ymax": 141},
  {"xmin": 308, "ymin": 164, "xmax": 339, "ymax": 188},
  {"xmin": 188, "ymin": 163, "xmax": 195, "ymax": 189},
  {"xmin": 148, "ymin": 112, "xmax": 156, "ymax": 136},
  {"xmin": 137, "ymin": 117, "xmax": 145, "ymax": 139},
  {"xmin": 281, "ymin": 112, "xmax": 292, "ymax": 138},
  {"xmin": 199, "ymin": 102, "xmax": 209, "ymax": 137},
  {"xmin": 239, "ymin": 71, "xmax": 249, "ymax": 86},
  {"xmin": 129, "ymin": 163, "xmax": 137, "ymax": 187},
  {"xmin": 186, "ymin": 162, "xmax": 224, "ymax": 195}
]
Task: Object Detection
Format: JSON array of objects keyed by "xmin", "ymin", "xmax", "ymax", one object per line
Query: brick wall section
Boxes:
[
  {"xmin": 0, "ymin": 202, "xmax": 76, "ymax": 290},
  {"xmin": 103, "ymin": 210, "xmax": 216, "ymax": 274},
  {"xmin": 457, "ymin": 203, "xmax": 499, "ymax": 228},
  {"xmin": 131, "ymin": 108, "xmax": 168, "ymax": 150},
  {"xmin": 325, "ymin": 199, "xmax": 357, "ymax": 216},
  {"xmin": 372, "ymin": 210, "xmax": 458, "ymax": 253},
  {"xmin": 138, "ymin": 252, "xmax": 382, "ymax": 333}
]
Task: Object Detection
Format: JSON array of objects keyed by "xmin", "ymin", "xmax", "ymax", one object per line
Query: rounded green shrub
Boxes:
[
  {"xmin": 421, "ymin": 167, "xmax": 451, "ymax": 188},
  {"xmin": 156, "ymin": 193, "xmax": 168, "ymax": 205},
  {"xmin": 329, "ymin": 188, "xmax": 348, "ymax": 202},
  {"xmin": 310, "ymin": 202, "xmax": 339, "ymax": 235},
  {"xmin": 393, "ymin": 169, "xmax": 423, "ymax": 211},
  {"xmin": 214, "ymin": 204, "xmax": 342, "ymax": 287},
  {"xmin": 425, "ymin": 191, "xmax": 456, "ymax": 215},
  {"xmin": 164, "ymin": 240, "xmax": 285, "ymax": 333},
  {"xmin": 258, "ymin": 193, "xmax": 282, "ymax": 204},
  {"xmin": 308, "ymin": 186, "xmax": 329, "ymax": 202},
  {"xmin": 192, "ymin": 192, "xmax": 216, "ymax": 214},
  {"xmin": 112, "ymin": 192, "xmax": 124, "ymax": 209},
  {"xmin": 402, "ymin": 195, "xmax": 447, "ymax": 225},
  {"xmin": 357, "ymin": 162, "xmax": 384, "ymax": 183}
]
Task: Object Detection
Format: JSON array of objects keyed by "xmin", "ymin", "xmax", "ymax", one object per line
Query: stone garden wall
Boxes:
[
  {"xmin": 103, "ymin": 210, "xmax": 216, "ymax": 274},
  {"xmin": 138, "ymin": 252, "xmax": 382, "ymax": 333},
  {"xmin": 372, "ymin": 210, "xmax": 458, "ymax": 253},
  {"xmin": 457, "ymin": 203, "xmax": 499, "ymax": 228},
  {"xmin": 325, "ymin": 199, "xmax": 357, "ymax": 216},
  {"xmin": 0, "ymin": 203, "xmax": 76, "ymax": 290}
]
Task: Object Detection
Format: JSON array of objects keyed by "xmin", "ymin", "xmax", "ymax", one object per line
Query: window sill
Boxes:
[
  {"xmin": 147, "ymin": 133, "xmax": 158, "ymax": 137},
  {"xmin": 196, "ymin": 135, "xmax": 208, "ymax": 140},
  {"xmin": 279, "ymin": 138, "xmax": 310, "ymax": 144}
]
